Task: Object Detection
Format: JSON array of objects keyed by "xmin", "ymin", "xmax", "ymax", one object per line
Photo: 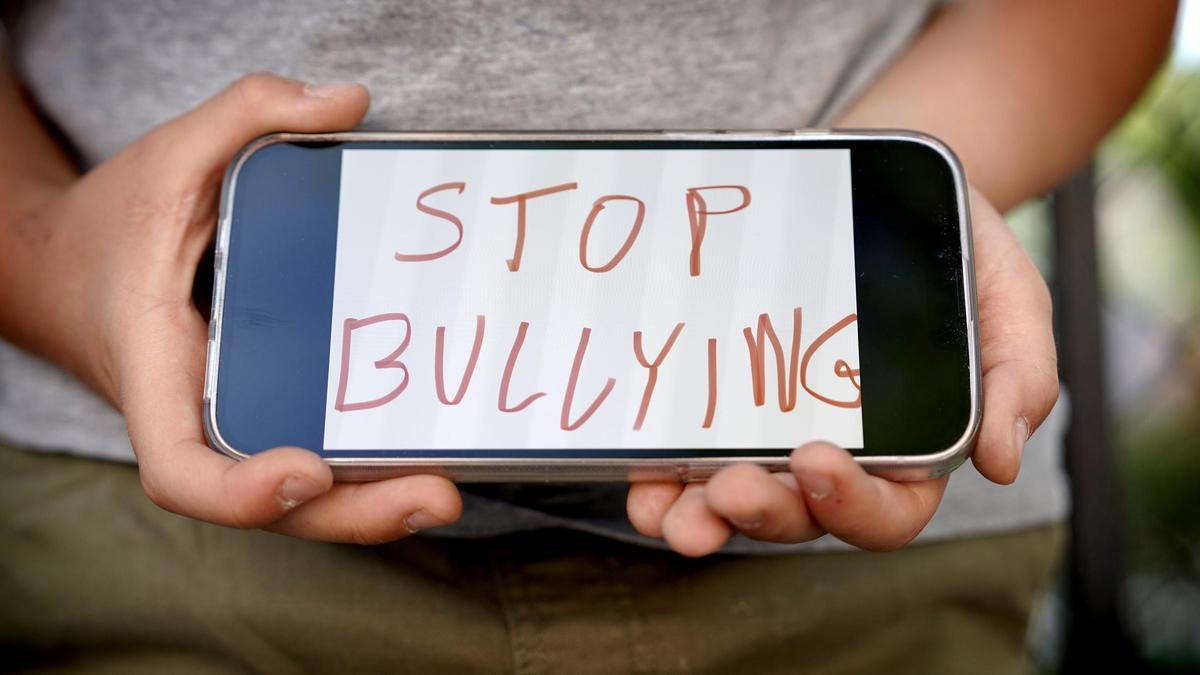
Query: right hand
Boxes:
[
  {"xmin": 15, "ymin": 73, "xmax": 462, "ymax": 543},
  {"xmin": 626, "ymin": 186, "xmax": 1059, "ymax": 556}
]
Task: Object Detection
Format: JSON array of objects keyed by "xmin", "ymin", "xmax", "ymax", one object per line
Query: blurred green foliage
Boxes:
[
  {"xmin": 1108, "ymin": 65, "xmax": 1200, "ymax": 556},
  {"xmin": 1114, "ymin": 69, "xmax": 1200, "ymax": 239},
  {"xmin": 1103, "ymin": 65, "xmax": 1200, "ymax": 667}
]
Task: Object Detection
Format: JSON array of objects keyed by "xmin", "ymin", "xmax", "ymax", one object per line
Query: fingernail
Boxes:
[
  {"xmin": 797, "ymin": 471, "xmax": 835, "ymax": 501},
  {"xmin": 278, "ymin": 475, "xmax": 324, "ymax": 510},
  {"xmin": 730, "ymin": 516, "xmax": 764, "ymax": 530},
  {"xmin": 404, "ymin": 510, "xmax": 443, "ymax": 533},
  {"xmin": 1013, "ymin": 416, "xmax": 1030, "ymax": 463},
  {"xmin": 303, "ymin": 81, "xmax": 360, "ymax": 99}
]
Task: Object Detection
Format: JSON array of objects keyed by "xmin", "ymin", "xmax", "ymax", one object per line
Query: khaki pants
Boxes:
[{"xmin": 0, "ymin": 443, "xmax": 1063, "ymax": 674}]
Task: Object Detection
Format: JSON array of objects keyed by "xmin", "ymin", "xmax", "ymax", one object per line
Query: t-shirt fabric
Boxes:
[{"xmin": 0, "ymin": 0, "xmax": 1069, "ymax": 553}]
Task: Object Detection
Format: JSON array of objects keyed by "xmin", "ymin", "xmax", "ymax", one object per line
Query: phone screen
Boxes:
[
  {"xmin": 324, "ymin": 148, "xmax": 863, "ymax": 450},
  {"xmin": 213, "ymin": 136, "xmax": 974, "ymax": 461}
]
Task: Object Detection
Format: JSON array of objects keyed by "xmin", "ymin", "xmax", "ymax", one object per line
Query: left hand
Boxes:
[
  {"xmin": 12, "ymin": 73, "xmax": 463, "ymax": 544},
  {"xmin": 625, "ymin": 186, "xmax": 1059, "ymax": 556}
]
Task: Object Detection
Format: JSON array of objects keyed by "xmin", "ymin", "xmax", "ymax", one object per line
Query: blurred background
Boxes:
[{"xmin": 1015, "ymin": 1, "xmax": 1200, "ymax": 671}]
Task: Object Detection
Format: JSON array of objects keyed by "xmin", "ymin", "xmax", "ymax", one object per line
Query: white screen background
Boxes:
[{"xmin": 322, "ymin": 148, "xmax": 863, "ymax": 450}]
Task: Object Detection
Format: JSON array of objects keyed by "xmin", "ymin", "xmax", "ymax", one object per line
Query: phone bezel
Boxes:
[{"xmin": 204, "ymin": 130, "xmax": 981, "ymax": 482}]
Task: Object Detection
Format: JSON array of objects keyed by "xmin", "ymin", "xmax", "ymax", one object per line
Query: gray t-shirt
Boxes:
[{"xmin": 0, "ymin": 0, "xmax": 1069, "ymax": 553}]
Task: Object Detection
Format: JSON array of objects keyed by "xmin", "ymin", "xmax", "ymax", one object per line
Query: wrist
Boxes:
[{"xmin": 0, "ymin": 180, "xmax": 117, "ymax": 403}]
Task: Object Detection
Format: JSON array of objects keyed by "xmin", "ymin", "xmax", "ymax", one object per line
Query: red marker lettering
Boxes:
[
  {"xmin": 742, "ymin": 308, "xmax": 802, "ymax": 412},
  {"xmin": 685, "ymin": 185, "xmax": 751, "ymax": 277},
  {"xmin": 561, "ymin": 327, "xmax": 616, "ymax": 431},
  {"xmin": 334, "ymin": 313, "xmax": 412, "ymax": 412},
  {"xmin": 434, "ymin": 315, "xmax": 486, "ymax": 405},
  {"xmin": 800, "ymin": 313, "xmax": 862, "ymax": 409},
  {"xmin": 490, "ymin": 182, "xmax": 578, "ymax": 272},
  {"xmin": 395, "ymin": 182, "xmax": 467, "ymax": 262},
  {"xmin": 632, "ymin": 322, "xmax": 685, "ymax": 430},
  {"xmin": 579, "ymin": 195, "xmax": 645, "ymax": 273},
  {"xmin": 498, "ymin": 321, "xmax": 546, "ymax": 413},
  {"xmin": 703, "ymin": 337, "xmax": 718, "ymax": 428}
]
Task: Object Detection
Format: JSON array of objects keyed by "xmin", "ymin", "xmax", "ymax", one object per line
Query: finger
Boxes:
[
  {"xmin": 975, "ymin": 355, "xmax": 1058, "ymax": 484},
  {"xmin": 269, "ymin": 474, "xmax": 463, "ymax": 544},
  {"xmin": 660, "ymin": 483, "xmax": 734, "ymax": 557},
  {"xmin": 790, "ymin": 443, "xmax": 948, "ymax": 551},
  {"xmin": 155, "ymin": 72, "xmax": 370, "ymax": 170},
  {"xmin": 626, "ymin": 482, "xmax": 685, "ymax": 538},
  {"xmin": 106, "ymin": 73, "xmax": 374, "ymax": 534},
  {"xmin": 120, "ymin": 305, "xmax": 335, "ymax": 529},
  {"xmin": 120, "ymin": 305, "xmax": 463, "ymax": 540},
  {"xmin": 704, "ymin": 464, "xmax": 824, "ymax": 543},
  {"xmin": 969, "ymin": 188, "xmax": 1059, "ymax": 484},
  {"xmin": 136, "ymin": 441, "xmax": 334, "ymax": 529}
]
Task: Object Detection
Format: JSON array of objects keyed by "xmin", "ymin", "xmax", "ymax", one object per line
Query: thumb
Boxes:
[
  {"xmin": 155, "ymin": 72, "xmax": 370, "ymax": 170},
  {"xmin": 968, "ymin": 187, "xmax": 1059, "ymax": 484}
]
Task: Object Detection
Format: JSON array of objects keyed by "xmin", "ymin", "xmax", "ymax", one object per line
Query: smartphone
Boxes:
[{"xmin": 204, "ymin": 131, "xmax": 980, "ymax": 482}]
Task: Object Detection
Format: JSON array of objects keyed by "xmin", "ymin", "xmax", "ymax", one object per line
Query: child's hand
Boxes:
[
  {"xmin": 20, "ymin": 73, "xmax": 462, "ymax": 543},
  {"xmin": 626, "ymin": 187, "xmax": 1058, "ymax": 555}
]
